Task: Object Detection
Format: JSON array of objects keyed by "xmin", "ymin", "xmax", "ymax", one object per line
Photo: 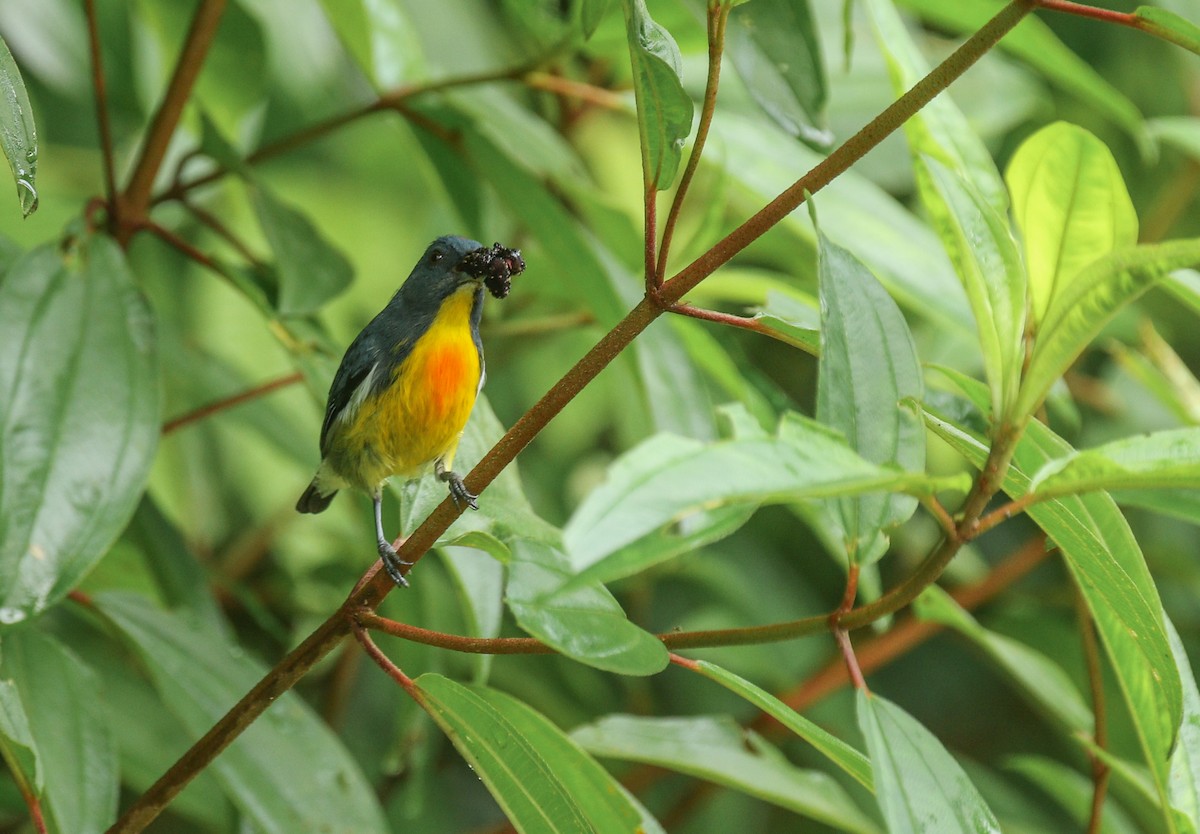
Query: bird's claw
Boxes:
[
  {"xmin": 441, "ymin": 470, "xmax": 479, "ymax": 511},
  {"xmin": 377, "ymin": 539, "xmax": 412, "ymax": 588}
]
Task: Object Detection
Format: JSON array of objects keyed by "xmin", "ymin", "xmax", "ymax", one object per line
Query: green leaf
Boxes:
[
  {"xmin": 710, "ymin": 114, "xmax": 972, "ymax": 335},
  {"xmin": 315, "ymin": 0, "xmax": 424, "ymax": 89},
  {"xmin": 573, "ymin": 714, "xmax": 882, "ymax": 833},
  {"xmin": 1135, "ymin": 7, "xmax": 1200, "ymax": 56},
  {"xmin": 753, "ymin": 290, "xmax": 821, "ymax": 354},
  {"xmin": 562, "ymin": 415, "xmax": 965, "ymax": 584},
  {"xmin": 918, "ymin": 155, "xmax": 1025, "ymax": 423},
  {"xmin": 0, "ymin": 677, "xmax": 39, "ymax": 801},
  {"xmin": 506, "ymin": 541, "xmax": 668, "ymax": 676},
  {"xmin": 865, "ymin": 0, "xmax": 1007, "ymax": 213},
  {"xmin": 0, "ymin": 238, "xmax": 159, "ymax": 626},
  {"xmin": 925, "ymin": 372, "xmax": 1183, "ymax": 828},
  {"xmin": 95, "ymin": 593, "xmax": 387, "ymax": 834},
  {"xmin": 415, "ymin": 676, "xmax": 659, "ymax": 834},
  {"xmin": 250, "ymin": 185, "xmax": 354, "ymax": 316},
  {"xmin": 2, "ymin": 629, "xmax": 117, "ymax": 834},
  {"xmin": 691, "ymin": 659, "xmax": 874, "ymax": 792},
  {"xmin": 0, "ymin": 34, "xmax": 36, "ymax": 216},
  {"xmin": 1029, "ymin": 428, "xmax": 1200, "ymax": 498},
  {"xmin": 816, "ymin": 228, "xmax": 924, "ymax": 564},
  {"xmin": 895, "ymin": 0, "xmax": 1146, "ymax": 144},
  {"xmin": 724, "ymin": 0, "xmax": 830, "ymax": 147},
  {"xmin": 1005, "ymin": 122, "xmax": 1138, "ymax": 326},
  {"xmin": 857, "ymin": 690, "xmax": 1000, "ymax": 833},
  {"xmin": 1169, "ymin": 616, "xmax": 1200, "ymax": 828},
  {"xmin": 581, "ymin": 0, "xmax": 614, "ymax": 39},
  {"xmin": 914, "ymin": 586, "xmax": 1092, "ymax": 734},
  {"xmin": 1018, "ymin": 238, "xmax": 1200, "ymax": 418},
  {"xmin": 1005, "ymin": 755, "xmax": 1141, "ymax": 834},
  {"xmin": 620, "ymin": 0, "xmax": 693, "ymax": 189}
]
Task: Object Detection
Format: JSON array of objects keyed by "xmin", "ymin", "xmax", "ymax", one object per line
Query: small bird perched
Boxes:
[{"xmin": 296, "ymin": 235, "xmax": 525, "ymax": 587}]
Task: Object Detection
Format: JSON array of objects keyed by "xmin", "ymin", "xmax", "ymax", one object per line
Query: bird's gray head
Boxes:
[{"xmin": 398, "ymin": 235, "xmax": 486, "ymax": 308}]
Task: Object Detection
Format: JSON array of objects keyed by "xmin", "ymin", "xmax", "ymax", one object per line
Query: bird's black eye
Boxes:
[{"xmin": 430, "ymin": 250, "xmax": 444, "ymax": 264}]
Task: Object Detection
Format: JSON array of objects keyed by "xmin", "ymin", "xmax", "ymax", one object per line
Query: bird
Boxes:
[{"xmin": 296, "ymin": 235, "xmax": 524, "ymax": 587}]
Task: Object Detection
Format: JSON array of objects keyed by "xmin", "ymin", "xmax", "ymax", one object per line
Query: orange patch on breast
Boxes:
[{"xmin": 425, "ymin": 343, "xmax": 474, "ymax": 419}]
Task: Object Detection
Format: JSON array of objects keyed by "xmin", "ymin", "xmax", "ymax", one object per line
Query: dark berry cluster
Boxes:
[{"xmin": 462, "ymin": 242, "xmax": 526, "ymax": 299}]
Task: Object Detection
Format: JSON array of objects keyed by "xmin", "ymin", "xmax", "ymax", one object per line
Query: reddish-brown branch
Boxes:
[
  {"xmin": 523, "ymin": 72, "xmax": 625, "ymax": 110},
  {"xmin": 84, "ymin": 0, "xmax": 117, "ymax": 218},
  {"xmin": 116, "ymin": 0, "xmax": 228, "ymax": 243},
  {"xmin": 1034, "ymin": 0, "xmax": 1135, "ymax": 26},
  {"xmin": 352, "ymin": 621, "xmax": 417, "ymax": 696},
  {"xmin": 162, "ymin": 372, "xmax": 304, "ymax": 435},
  {"xmin": 972, "ymin": 492, "xmax": 1038, "ymax": 538},
  {"xmin": 922, "ymin": 494, "xmax": 960, "ymax": 541},
  {"xmin": 667, "ymin": 302, "xmax": 818, "ymax": 353}
]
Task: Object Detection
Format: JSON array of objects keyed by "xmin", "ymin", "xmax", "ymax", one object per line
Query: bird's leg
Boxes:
[
  {"xmin": 374, "ymin": 491, "xmax": 410, "ymax": 587},
  {"xmin": 435, "ymin": 458, "xmax": 478, "ymax": 510}
]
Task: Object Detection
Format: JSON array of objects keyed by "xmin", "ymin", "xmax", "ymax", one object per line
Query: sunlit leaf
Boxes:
[
  {"xmin": 1018, "ymin": 238, "xmax": 1200, "ymax": 418},
  {"xmin": 918, "ymin": 156, "xmax": 1025, "ymax": 422},
  {"xmin": 2, "ymin": 629, "xmax": 117, "ymax": 834},
  {"xmin": 620, "ymin": 0, "xmax": 693, "ymax": 188},
  {"xmin": 573, "ymin": 714, "xmax": 882, "ymax": 833},
  {"xmin": 724, "ymin": 0, "xmax": 830, "ymax": 147},
  {"xmin": 315, "ymin": 0, "xmax": 424, "ymax": 88},
  {"xmin": 506, "ymin": 541, "xmax": 668, "ymax": 676},
  {"xmin": 0, "ymin": 238, "xmax": 159, "ymax": 626},
  {"xmin": 415, "ymin": 676, "xmax": 658, "ymax": 834},
  {"xmin": 96, "ymin": 593, "xmax": 388, "ymax": 834},
  {"xmin": 562, "ymin": 414, "xmax": 966, "ymax": 583},
  {"xmin": 1030, "ymin": 428, "xmax": 1200, "ymax": 498},
  {"xmin": 0, "ymin": 33, "xmax": 37, "ymax": 216},
  {"xmin": 857, "ymin": 690, "xmax": 1000, "ymax": 833},
  {"xmin": 1005, "ymin": 122, "xmax": 1137, "ymax": 325},
  {"xmin": 816, "ymin": 228, "xmax": 924, "ymax": 564}
]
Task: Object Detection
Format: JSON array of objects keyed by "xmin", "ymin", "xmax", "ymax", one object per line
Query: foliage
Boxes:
[{"xmin": 0, "ymin": 0, "xmax": 1199, "ymax": 832}]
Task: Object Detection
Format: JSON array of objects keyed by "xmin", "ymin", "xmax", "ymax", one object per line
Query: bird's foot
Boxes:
[
  {"xmin": 440, "ymin": 470, "xmax": 478, "ymax": 511},
  {"xmin": 377, "ymin": 539, "xmax": 412, "ymax": 588}
]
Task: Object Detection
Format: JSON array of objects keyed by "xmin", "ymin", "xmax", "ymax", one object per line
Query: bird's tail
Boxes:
[{"xmin": 296, "ymin": 480, "xmax": 337, "ymax": 514}]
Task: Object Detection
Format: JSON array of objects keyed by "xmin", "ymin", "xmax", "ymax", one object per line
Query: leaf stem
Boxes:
[
  {"xmin": 1034, "ymin": 0, "xmax": 1135, "ymax": 27},
  {"xmin": 116, "ymin": 0, "xmax": 228, "ymax": 243},
  {"xmin": 352, "ymin": 620, "xmax": 417, "ymax": 695},
  {"xmin": 971, "ymin": 491, "xmax": 1037, "ymax": 538},
  {"xmin": 655, "ymin": 1, "xmax": 730, "ymax": 285},
  {"xmin": 667, "ymin": 302, "xmax": 812, "ymax": 351},
  {"xmin": 161, "ymin": 372, "xmax": 304, "ymax": 435},
  {"xmin": 523, "ymin": 72, "xmax": 626, "ymax": 109},
  {"xmin": 84, "ymin": 0, "xmax": 117, "ymax": 219}
]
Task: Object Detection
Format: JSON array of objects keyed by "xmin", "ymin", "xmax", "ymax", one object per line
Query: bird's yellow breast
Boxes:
[{"xmin": 338, "ymin": 288, "xmax": 480, "ymax": 487}]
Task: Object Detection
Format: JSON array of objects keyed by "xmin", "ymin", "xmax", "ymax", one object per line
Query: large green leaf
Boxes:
[
  {"xmin": 857, "ymin": 690, "xmax": 1000, "ymax": 833},
  {"xmin": 1135, "ymin": 7, "xmax": 1200, "ymax": 56},
  {"xmin": 506, "ymin": 541, "xmax": 668, "ymax": 676},
  {"xmin": 918, "ymin": 155, "xmax": 1025, "ymax": 423},
  {"xmin": 914, "ymin": 586, "xmax": 1092, "ymax": 735},
  {"xmin": 1017, "ymin": 238, "xmax": 1200, "ymax": 418},
  {"xmin": 1005, "ymin": 755, "xmax": 1141, "ymax": 834},
  {"xmin": 95, "ymin": 593, "xmax": 387, "ymax": 834},
  {"xmin": 315, "ymin": 0, "xmax": 425, "ymax": 88},
  {"xmin": 620, "ymin": 0, "xmax": 693, "ymax": 189},
  {"xmin": 1, "ymin": 629, "xmax": 117, "ymax": 834},
  {"xmin": 815, "ymin": 228, "xmax": 924, "ymax": 564},
  {"xmin": 0, "ymin": 678, "xmax": 39, "ymax": 800},
  {"xmin": 723, "ymin": 0, "xmax": 829, "ymax": 147},
  {"xmin": 1005, "ymin": 122, "xmax": 1138, "ymax": 326},
  {"xmin": 925, "ymin": 372, "xmax": 1183, "ymax": 829},
  {"xmin": 865, "ymin": 0, "xmax": 1007, "ymax": 213},
  {"xmin": 562, "ymin": 414, "xmax": 965, "ymax": 585},
  {"xmin": 690, "ymin": 659, "xmax": 874, "ymax": 792},
  {"xmin": 1029, "ymin": 428, "xmax": 1200, "ymax": 498},
  {"xmin": 0, "ymin": 238, "xmax": 159, "ymax": 626},
  {"xmin": 0, "ymin": 33, "xmax": 36, "ymax": 216},
  {"xmin": 895, "ymin": 0, "xmax": 1145, "ymax": 143},
  {"xmin": 414, "ymin": 676, "xmax": 660, "ymax": 834},
  {"xmin": 572, "ymin": 714, "xmax": 882, "ymax": 834},
  {"xmin": 250, "ymin": 185, "xmax": 354, "ymax": 316}
]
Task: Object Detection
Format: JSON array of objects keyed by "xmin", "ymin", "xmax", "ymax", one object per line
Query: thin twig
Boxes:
[
  {"xmin": 352, "ymin": 622, "xmax": 417, "ymax": 696},
  {"xmin": 921, "ymin": 494, "xmax": 960, "ymax": 541},
  {"xmin": 972, "ymin": 492, "xmax": 1037, "ymax": 538},
  {"xmin": 667, "ymin": 302, "xmax": 818, "ymax": 354},
  {"xmin": 162, "ymin": 372, "xmax": 304, "ymax": 435},
  {"xmin": 84, "ymin": 0, "xmax": 117, "ymax": 219},
  {"xmin": 655, "ymin": 1, "xmax": 729, "ymax": 285},
  {"xmin": 1034, "ymin": 0, "xmax": 1136, "ymax": 26},
  {"xmin": 523, "ymin": 72, "xmax": 626, "ymax": 110},
  {"xmin": 117, "ymin": 0, "xmax": 228, "ymax": 242},
  {"xmin": 181, "ymin": 198, "xmax": 265, "ymax": 265}
]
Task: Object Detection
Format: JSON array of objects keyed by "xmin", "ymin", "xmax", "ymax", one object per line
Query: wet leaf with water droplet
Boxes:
[
  {"xmin": 0, "ymin": 34, "xmax": 37, "ymax": 216},
  {"xmin": 0, "ymin": 238, "xmax": 159, "ymax": 625}
]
